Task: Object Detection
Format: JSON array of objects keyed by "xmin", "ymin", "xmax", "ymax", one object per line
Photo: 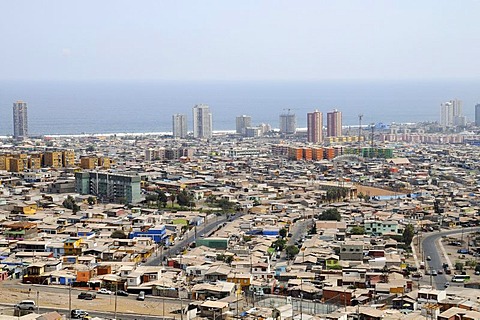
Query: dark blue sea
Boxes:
[{"xmin": 0, "ymin": 80, "xmax": 479, "ymax": 136}]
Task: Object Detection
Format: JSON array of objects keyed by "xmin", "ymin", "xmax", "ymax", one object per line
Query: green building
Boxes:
[
  {"xmin": 196, "ymin": 237, "xmax": 229, "ymax": 249},
  {"xmin": 344, "ymin": 147, "xmax": 394, "ymax": 158},
  {"xmin": 75, "ymin": 171, "xmax": 141, "ymax": 204}
]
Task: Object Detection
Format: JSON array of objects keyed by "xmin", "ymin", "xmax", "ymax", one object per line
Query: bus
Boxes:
[{"xmin": 452, "ymin": 275, "xmax": 470, "ymax": 282}]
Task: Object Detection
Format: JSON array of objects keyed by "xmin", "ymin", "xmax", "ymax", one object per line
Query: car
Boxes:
[
  {"xmin": 71, "ymin": 309, "xmax": 89, "ymax": 319},
  {"xmin": 78, "ymin": 292, "xmax": 96, "ymax": 300},
  {"xmin": 432, "ymin": 270, "xmax": 438, "ymax": 276},
  {"xmin": 15, "ymin": 300, "xmax": 36, "ymax": 311},
  {"xmin": 137, "ymin": 291, "xmax": 145, "ymax": 301},
  {"xmin": 97, "ymin": 288, "xmax": 112, "ymax": 295},
  {"xmin": 437, "ymin": 269, "xmax": 444, "ymax": 275},
  {"xmin": 475, "ymin": 271, "xmax": 480, "ymax": 275},
  {"xmin": 115, "ymin": 290, "xmax": 129, "ymax": 296},
  {"xmin": 444, "ymin": 282, "xmax": 450, "ymax": 288},
  {"xmin": 426, "ymin": 256, "xmax": 432, "ymax": 261}
]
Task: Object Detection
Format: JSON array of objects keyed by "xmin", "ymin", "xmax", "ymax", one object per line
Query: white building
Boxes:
[
  {"xmin": 193, "ymin": 104, "xmax": 213, "ymax": 139},
  {"xmin": 172, "ymin": 114, "xmax": 187, "ymax": 138}
]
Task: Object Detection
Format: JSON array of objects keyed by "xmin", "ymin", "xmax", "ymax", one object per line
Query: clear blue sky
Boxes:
[{"xmin": 1, "ymin": 0, "xmax": 479, "ymax": 81}]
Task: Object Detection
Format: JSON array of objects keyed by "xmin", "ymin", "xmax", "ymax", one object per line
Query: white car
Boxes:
[
  {"xmin": 97, "ymin": 288, "xmax": 112, "ymax": 295},
  {"xmin": 15, "ymin": 300, "xmax": 36, "ymax": 311}
]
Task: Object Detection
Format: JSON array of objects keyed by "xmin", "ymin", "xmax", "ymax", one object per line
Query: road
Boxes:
[
  {"xmin": 146, "ymin": 212, "xmax": 244, "ymax": 266},
  {"xmin": 420, "ymin": 227, "xmax": 480, "ymax": 289},
  {"xmin": 0, "ymin": 303, "xmax": 172, "ymax": 320}
]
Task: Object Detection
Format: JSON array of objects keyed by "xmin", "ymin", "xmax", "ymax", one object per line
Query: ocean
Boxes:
[{"xmin": 0, "ymin": 79, "xmax": 479, "ymax": 136}]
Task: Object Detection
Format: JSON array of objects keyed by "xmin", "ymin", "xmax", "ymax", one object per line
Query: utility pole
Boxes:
[
  {"xmin": 68, "ymin": 283, "xmax": 72, "ymax": 320},
  {"xmin": 358, "ymin": 114, "xmax": 363, "ymax": 154},
  {"xmin": 114, "ymin": 281, "xmax": 118, "ymax": 319}
]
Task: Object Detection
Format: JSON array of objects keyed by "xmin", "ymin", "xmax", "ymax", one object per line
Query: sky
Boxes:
[{"xmin": 1, "ymin": 0, "xmax": 480, "ymax": 81}]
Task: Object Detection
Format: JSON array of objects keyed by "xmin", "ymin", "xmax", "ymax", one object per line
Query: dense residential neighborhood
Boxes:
[{"xmin": 1, "ymin": 130, "xmax": 480, "ymax": 319}]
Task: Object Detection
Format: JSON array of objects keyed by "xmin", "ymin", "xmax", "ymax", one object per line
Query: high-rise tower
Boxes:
[
  {"xmin": 13, "ymin": 100, "xmax": 28, "ymax": 139},
  {"xmin": 327, "ymin": 109, "xmax": 342, "ymax": 137},
  {"xmin": 279, "ymin": 112, "xmax": 296, "ymax": 134},
  {"xmin": 192, "ymin": 104, "xmax": 212, "ymax": 139},
  {"xmin": 172, "ymin": 114, "xmax": 187, "ymax": 138},
  {"xmin": 307, "ymin": 110, "xmax": 323, "ymax": 143},
  {"xmin": 236, "ymin": 115, "xmax": 252, "ymax": 135},
  {"xmin": 475, "ymin": 104, "xmax": 480, "ymax": 127},
  {"xmin": 440, "ymin": 99, "xmax": 464, "ymax": 127}
]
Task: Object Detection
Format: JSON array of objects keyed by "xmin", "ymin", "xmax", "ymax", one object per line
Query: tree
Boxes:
[
  {"xmin": 217, "ymin": 198, "xmax": 235, "ymax": 213},
  {"xmin": 318, "ymin": 208, "xmax": 341, "ymax": 221},
  {"xmin": 279, "ymin": 228, "xmax": 288, "ymax": 238},
  {"xmin": 350, "ymin": 226, "xmax": 365, "ymax": 235},
  {"xmin": 271, "ymin": 239, "xmax": 286, "ymax": 251},
  {"xmin": 157, "ymin": 191, "xmax": 168, "ymax": 208},
  {"xmin": 402, "ymin": 224, "xmax": 415, "ymax": 246},
  {"xmin": 285, "ymin": 245, "xmax": 300, "ymax": 260},
  {"xmin": 87, "ymin": 196, "xmax": 96, "ymax": 206},
  {"xmin": 63, "ymin": 195, "xmax": 80, "ymax": 213},
  {"xmin": 111, "ymin": 230, "xmax": 128, "ymax": 239},
  {"xmin": 177, "ymin": 190, "xmax": 194, "ymax": 207}
]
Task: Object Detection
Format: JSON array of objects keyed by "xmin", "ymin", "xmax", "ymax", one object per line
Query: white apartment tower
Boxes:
[
  {"xmin": 13, "ymin": 100, "xmax": 28, "ymax": 139},
  {"xmin": 236, "ymin": 115, "xmax": 252, "ymax": 135},
  {"xmin": 172, "ymin": 114, "xmax": 187, "ymax": 138},
  {"xmin": 192, "ymin": 104, "xmax": 213, "ymax": 139}
]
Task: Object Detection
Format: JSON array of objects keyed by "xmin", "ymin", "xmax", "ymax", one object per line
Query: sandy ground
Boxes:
[
  {"xmin": 355, "ymin": 185, "xmax": 399, "ymax": 196},
  {"xmin": 0, "ymin": 282, "xmax": 181, "ymax": 317}
]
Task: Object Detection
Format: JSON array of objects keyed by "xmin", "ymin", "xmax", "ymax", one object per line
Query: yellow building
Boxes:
[
  {"xmin": 0, "ymin": 155, "xmax": 12, "ymax": 171},
  {"xmin": 64, "ymin": 238, "xmax": 83, "ymax": 255},
  {"xmin": 28, "ymin": 154, "xmax": 42, "ymax": 169},
  {"xmin": 227, "ymin": 273, "xmax": 251, "ymax": 290},
  {"xmin": 9, "ymin": 158, "xmax": 25, "ymax": 172},
  {"xmin": 98, "ymin": 157, "xmax": 111, "ymax": 169},
  {"xmin": 62, "ymin": 150, "xmax": 75, "ymax": 167},
  {"xmin": 80, "ymin": 156, "xmax": 97, "ymax": 169},
  {"xmin": 44, "ymin": 151, "xmax": 63, "ymax": 168},
  {"xmin": 12, "ymin": 202, "xmax": 38, "ymax": 215}
]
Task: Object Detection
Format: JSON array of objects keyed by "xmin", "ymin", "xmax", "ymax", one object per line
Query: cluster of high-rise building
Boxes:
[{"xmin": 440, "ymin": 99, "xmax": 466, "ymax": 127}]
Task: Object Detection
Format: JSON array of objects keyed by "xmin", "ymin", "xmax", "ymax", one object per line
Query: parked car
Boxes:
[
  {"xmin": 432, "ymin": 270, "xmax": 438, "ymax": 276},
  {"xmin": 71, "ymin": 309, "xmax": 89, "ymax": 319},
  {"xmin": 14, "ymin": 300, "xmax": 36, "ymax": 311},
  {"xmin": 444, "ymin": 282, "xmax": 450, "ymax": 288},
  {"xmin": 137, "ymin": 291, "xmax": 145, "ymax": 301},
  {"xmin": 97, "ymin": 288, "xmax": 112, "ymax": 295},
  {"xmin": 115, "ymin": 290, "xmax": 129, "ymax": 296},
  {"xmin": 78, "ymin": 292, "xmax": 96, "ymax": 300}
]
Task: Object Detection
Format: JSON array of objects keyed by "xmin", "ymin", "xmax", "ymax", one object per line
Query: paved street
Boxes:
[
  {"xmin": 420, "ymin": 227, "xmax": 480, "ymax": 289},
  {"xmin": 146, "ymin": 212, "xmax": 245, "ymax": 267}
]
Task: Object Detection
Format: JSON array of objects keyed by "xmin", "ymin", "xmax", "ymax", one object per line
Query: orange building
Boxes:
[
  {"xmin": 303, "ymin": 148, "xmax": 313, "ymax": 161},
  {"xmin": 312, "ymin": 147, "xmax": 323, "ymax": 160},
  {"xmin": 288, "ymin": 147, "xmax": 303, "ymax": 160},
  {"xmin": 324, "ymin": 147, "xmax": 335, "ymax": 160}
]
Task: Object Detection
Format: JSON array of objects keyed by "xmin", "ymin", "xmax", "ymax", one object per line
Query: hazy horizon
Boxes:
[{"xmin": 2, "ymin": 1, "xmax": 480, "ymax": 82}]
